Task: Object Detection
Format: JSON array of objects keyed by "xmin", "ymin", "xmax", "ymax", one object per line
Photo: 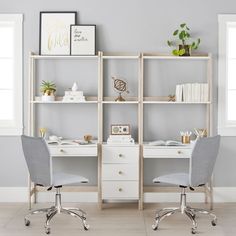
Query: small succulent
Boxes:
[
  {"xmin": 167, "ymin": 23, "xmax": 201, "ymax": 56},
  {"xmin": 40, "ymin": 80, "xmax": 56, "ymax": 96}
]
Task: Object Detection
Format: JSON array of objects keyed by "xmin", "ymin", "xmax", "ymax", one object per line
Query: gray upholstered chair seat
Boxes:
[
  {"xmin": 53, "ymin": 172, "xmax": 88, "ymax": 186},
  {"xmin": 153, "ymin": 172, "xmax": 189, "ymax": 186}
]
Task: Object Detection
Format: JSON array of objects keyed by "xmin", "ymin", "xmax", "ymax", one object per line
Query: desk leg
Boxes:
[
  {"xmin": 98, "ymin": 144, "xmax": 103, "ymax": 210},
  {"xmin": 28, "ymin": 176, "xmax": 32, "ymax": 210},
  {"xmin": 204, "ymin": 185, "xmax": 208, "ymax": 204},
  {"xmin": 33, "ymin": 183, "xmax": 37, "ymax": 204},
  {"xmin": 139, "ymin": 147, "xmax": 144, "ymax": 210},
  {"xmin": 209, "ymin": 177, "xmax": 214, "ymax": 210}
]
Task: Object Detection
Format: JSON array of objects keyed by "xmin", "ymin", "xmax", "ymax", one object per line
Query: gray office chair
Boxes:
[
  {"xmin": 21, "ymin": 135, "xmax": 90, "ymax": 234},
  {"xmin": 152, "ymin": 135, "xmax": 221, "ymax": 234}
]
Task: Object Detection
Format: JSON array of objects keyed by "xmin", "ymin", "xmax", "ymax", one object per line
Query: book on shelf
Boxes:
[
  {"xmin": 47, "ymin": 140, "xmax": 78, "ymax": 145},
  {"xmin": 175, "ymin": 83, "xmax": 208, "ymax": 102},
  {"xmin": 148, "ymin": 140, "xmax": 184, "ymax": 146},
  {"xmin": 109, "ymin": 135, "xmax": 132, "ymax": 139},
  {"xmin": 107, "ymin": 135, "xmax": 135, "ymax": 144},
  {"xmin": 62, "ymin": 91, "xmax": 86, "ymax": 102}
]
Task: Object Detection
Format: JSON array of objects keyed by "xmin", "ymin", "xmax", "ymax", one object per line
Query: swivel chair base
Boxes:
[
  {"xmin": 152, "ymin": 188, "xmax": 217, "ymax": 234},
  {"xmin": 24, "ymin": 188, "xmax": 89, "ymax": 234}
]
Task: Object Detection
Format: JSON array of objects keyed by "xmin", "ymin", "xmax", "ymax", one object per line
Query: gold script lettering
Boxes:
[{"xmin": 47, "ymin": 31, "xmax": 69, "ymax": 52}]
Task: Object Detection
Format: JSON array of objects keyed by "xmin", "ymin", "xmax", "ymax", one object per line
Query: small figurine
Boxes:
[
  {"xmin": 72, "ymin": 82, "xmax": 78, "ymax": 91},
  {"xmin": 168, "ymin": 94, "xmax": 176, "ymax": 102},
  {"xmin": 112, "ymin": 76, "xmax": 129, "ymax": 101}
]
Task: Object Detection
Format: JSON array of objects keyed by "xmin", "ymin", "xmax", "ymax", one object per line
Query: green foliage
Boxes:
[
  {"xmin": 172, "ymin": 48, "xmax": 185, "ymax": 56},
  {"xmin": 167, "ymin": 40, "xmax": 172, "ymax": 47},
  {"xmin": 40, "ymin": 80, "xmax": 56, "ymax": 95},
  {"xmin": 167, "ymin": 23, "xmax": 201, "ymax": 56}
]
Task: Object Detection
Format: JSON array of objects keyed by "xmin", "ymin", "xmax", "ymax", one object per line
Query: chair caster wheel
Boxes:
[
  {"xmin": 152, "ymin": 224, "xmax": 158, "ymax": 231},
  {"xmin": 45, "ymin": 227, "xmax": 50, "ymax": 234},
  {"xmin": 83, "ymin": 220, "xmax": 89, "ymax": 231},
  {"xmin": 211, "ymin": 219, "xmax": 217, "ymax": 226},
  {"xmin": 191, "ymin": 228, "xmax": 197, "ymax": 234},
  {"xmin": 24, "ymin": 219, "xmax": 30, "ymax": 226}
]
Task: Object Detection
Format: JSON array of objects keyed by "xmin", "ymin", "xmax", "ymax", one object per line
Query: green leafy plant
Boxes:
[
  {"xmin": 167, "ymin": 23, "xmax": 201, "ymax": 56},
  {"xmin": 40, "ymin": 80, "xmax": 56, "ymax": 96}
]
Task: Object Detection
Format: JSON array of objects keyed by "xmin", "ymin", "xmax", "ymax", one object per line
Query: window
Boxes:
[{"xmin": 0, "ymin": 14, "xmax": 23, "ymax": 135}]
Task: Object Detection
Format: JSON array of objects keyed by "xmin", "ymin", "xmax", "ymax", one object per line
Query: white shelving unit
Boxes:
[{"xmin": 28, "ymin": 51, "xmax": 213, "ymax": 210}]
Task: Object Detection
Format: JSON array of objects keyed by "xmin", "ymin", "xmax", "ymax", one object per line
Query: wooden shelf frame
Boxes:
[
  {"xmin": 27, "ymin": 52, "xmax": 101, "ymax": 210},
  {"xmin": 28, "ymin": 51, "xmax": 213, "ymax": 210}
]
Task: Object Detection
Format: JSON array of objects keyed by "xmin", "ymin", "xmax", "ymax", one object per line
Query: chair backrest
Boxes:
[
  {"xmin": 190, "ymin": 135, "xmax": 220, "ymax": 187},
  {"xmin": 21, "ymin": 135, "xmax": 52, "ymax": 186}
]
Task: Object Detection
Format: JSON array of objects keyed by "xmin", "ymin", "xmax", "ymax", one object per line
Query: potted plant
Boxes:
[
  {"xmin": 40, "ymin": 80, "xmax": 56, "ymax": 102},
  {"xmin": 167, "ymin": 23, "xmax": 200, "ymax": 56}
]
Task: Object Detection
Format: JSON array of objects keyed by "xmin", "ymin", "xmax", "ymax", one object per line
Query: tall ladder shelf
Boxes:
[{"xmin": 28, "ymin": 52, "xmax": 213, "ymax": 210}]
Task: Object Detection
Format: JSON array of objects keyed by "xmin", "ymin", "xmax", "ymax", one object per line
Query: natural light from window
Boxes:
[
  {"xmin": 227, "ymin": 24, "xmax": 236, "ymax": 121},
  {"xmin": 0, "ymin": 24, "xmax": 14, "ymax": 121},
  {"xmin": 0, "ymin": 14, "xmax": 22, "ymax": 135}
]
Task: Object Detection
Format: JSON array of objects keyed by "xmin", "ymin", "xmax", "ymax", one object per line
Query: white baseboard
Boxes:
[
  {"xmin": 0, "ymin": 187, "xmax": 235, "ymax": 203},
  {"xmin": 0, "ymin": 187, "xmax": 28, "ymax": 202}
]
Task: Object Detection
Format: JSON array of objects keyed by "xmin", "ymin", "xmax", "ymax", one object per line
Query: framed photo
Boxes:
[
  {"xmin": 70, "ymin": 25, "xmax": 96, "ymax": 55},
  {"xmin": 39, "ymin": 11, "xmax": 77, "ymax": 55},
  {"xmin": 111, "ymin": 124, "xmax": 130, "ymax": 135}
]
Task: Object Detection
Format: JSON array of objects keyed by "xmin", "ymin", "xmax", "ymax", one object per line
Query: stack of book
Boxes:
[
  {"xmin": 62, "ymin": 91, "xmax": 85, "ymax": 102},
  {"xmin": 107, "ymin": 135, "xmax": 135, "ymax": 145},
  {"xmin": 175, "ymin": 83, "xmax": 209, "ymax": 102}
]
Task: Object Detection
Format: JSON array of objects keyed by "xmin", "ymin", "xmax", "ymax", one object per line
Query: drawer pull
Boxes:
[
  {"xmin": 118, "ymin": 188, "xmax": 123, "ymax": 192},
  {"xmin": 118, "ymin": 171, "xmax": 123, "ymax": 175},
  {"xmin": 59, "ymin": 149, "xmax": 64, "ymax": 153},
  {"xmin": 177, "ymin": 150, "xmax": 182, "ymax": 154},
  {"xmin": 118, "ymin": 154, "xmax": 123, "ymax": 158}
]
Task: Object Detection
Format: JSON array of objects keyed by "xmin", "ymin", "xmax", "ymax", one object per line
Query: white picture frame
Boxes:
[
  {"xmin": 70, "ymin": 25, "xmax": 96, "ymax": 55},
  {"xmin": 39, "ymin": 11, "xmax": 77, "ymax": 55}
]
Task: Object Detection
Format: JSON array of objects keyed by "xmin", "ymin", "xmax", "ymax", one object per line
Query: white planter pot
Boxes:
[{"xmin": 42, "ymin": 95, "xmax": 55, "ymax": 102}]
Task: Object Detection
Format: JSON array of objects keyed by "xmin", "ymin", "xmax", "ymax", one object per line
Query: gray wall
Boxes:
[{"xmin": 0, "ymin": 0, "xmax": 236, "ymax": 187}]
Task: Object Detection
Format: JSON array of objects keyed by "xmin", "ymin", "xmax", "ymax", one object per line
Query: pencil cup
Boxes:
[{"xmin": 181, "ymin": 135, "xmax": 190, "ymax": 144}]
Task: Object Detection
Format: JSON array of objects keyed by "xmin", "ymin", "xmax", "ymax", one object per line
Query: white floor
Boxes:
[{"xmin": 0, "ymin": 202, "xmax": 235, "ymax": 236}]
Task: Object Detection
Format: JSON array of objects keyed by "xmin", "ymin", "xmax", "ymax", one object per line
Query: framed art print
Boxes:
[
  {"xmin": 39, "ymin": 11, "xmax": 77, "ymax": 55},
  {"xmin": 70, "ymin": 25, "xmax": 96, "ymax": 55}
]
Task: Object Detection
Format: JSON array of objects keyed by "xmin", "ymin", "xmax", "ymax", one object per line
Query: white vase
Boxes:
[
  {"xmin": 72, "ymin": 82, "xmax": 78, "ymax": 91},
  {"xmin": 42, "ymin": 95, "xmax": 55, "ymax": 102}
]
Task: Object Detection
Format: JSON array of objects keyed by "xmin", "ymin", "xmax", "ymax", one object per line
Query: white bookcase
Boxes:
[{"xmin": 28, "ymin": 51, "xmax": 213, "ymax": 210}]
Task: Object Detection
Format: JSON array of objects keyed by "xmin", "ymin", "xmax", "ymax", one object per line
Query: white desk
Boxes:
[{"xmin": 142, "ymin": 144, "xmax": 213, "ymax": 210}]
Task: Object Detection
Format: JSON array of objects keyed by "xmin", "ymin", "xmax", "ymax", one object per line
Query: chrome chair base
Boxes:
[
  {"xmin": 24, "ymin": 188, "xmax": 89, "ymax": 234},
  {"xmin": 152, "ymin": 188, "xmax": 217, "ymax": 234}
]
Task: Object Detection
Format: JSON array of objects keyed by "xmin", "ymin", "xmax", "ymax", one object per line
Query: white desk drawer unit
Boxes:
[
  {"xmin": 49, "ymin": 145, "xmax": 98, "ymax": 157},
  {"xmin": 143, "ymin": 145, "xmax": 192, "ymax": 159},
  {"xmin": 102, "ymin": 145, "xmax": 139, "ymax": 200}
]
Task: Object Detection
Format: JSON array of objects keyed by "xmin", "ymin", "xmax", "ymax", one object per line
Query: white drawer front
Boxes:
[
  {"xmin": 102, "ymin": 181, "xmax": 139, "ymax": 199},
  {"xmin": 143, "ymin": 147, "xmax": 192, "ymax": 159},
  {"xmin": 102, "ymin": 164, "xmax": 139, "ymax": 181},
  {"xmin": 49, "ymin": 146, "xmax": 97, "ymax": 156},
  {"xmin": 102, "ymin": 146, "xmax": 139, "ymax": 163}
]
